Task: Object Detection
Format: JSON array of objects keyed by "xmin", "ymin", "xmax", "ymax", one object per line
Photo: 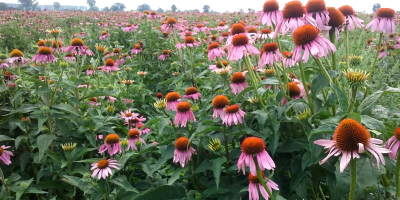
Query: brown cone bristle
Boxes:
[
  {"xmin": 165, "ymin": 92, "xmax": 181, "ymax": 102},
  {"xmin": 10, "ymin": 49, "xmax": 24, "ymax": 57},
  {"xmin": 185, "ymin": 32, "xmax": 192, "ymax": 36},
  {"xmin": 231, "ymin": 23, "xmax": 246, "ymax": 35},
  {"xmin": 128, "ymin": 129, "xmax": 140, "ymax": 139},
  {"xmin": 71, "ymin": 38, "xmax": 84, "ymax": 46},
  {"xmin": 212, "ymin": 95, "xmax": 229, "ymax": 108},
  {"xmin": 231, "ymin": 72, "xmax": 246, "ymax": 83},
  {"xmin": 376, "ymin": 8, "xmax": 395, "ymax": 18},
  {"xmin": 105, "ymin": 59, "xmax": 115, "ymax": 66},
  {"xmin": 218, "ymin": 22, "xmax": 225, "ymax": 26},
  {"xmin": 38, "ymin": 47, "xmax": 52, "ymax": 55},
  {"xmin": 306, "ymin": 0, "xmax": 326, "ymax": 13},
  {"xmin": 130, "ymin": 118, "xmax": 140, "ymax": 123},
  {"xmin": 113, "ymin": 48, "xmax": 121, "ymax": 53},
  {"xmin": 208, "ymin": 42, "xmax": 219, "ymax": 50},
  {"xmin": 156, "ymin": 92, "xmax": 163, "ymax": 98},
  {"xmin": 137, "ymin": 124, "xmax": 145, "ymax": 129},
  {"xmin": 97, "ymin": 46, "xmax": 105, "ymax": 51},
  {"xmin": 263, "ymin": 0, "xmax": 279, "ymax": 12},
  {"xmin": 293, "ymin": 24, "xmax": 320, "ymax": 46},
  {"xmin": 248, "ymin": 172, "xmax": 265, "ymax": 183},
  {"xmin": 232, "ymin": 34, "xmax": 249, "ymax": 46},
  {"xmin": 185, "ymin": 87, "xmax": 199, "ymax": 95},
  {"xmin": 338, "ymin": 5, "xmax": 355, "ymax": 16},
  {"xmin": 333, "ymin": 118, "xmax": 371, "ymax": 152},
  {"xmin": 38, "ymin": 40, "xmax": 45, "ymax": 46},
  {"xmin": 143, "ymin": 10, "xmax": 149, "ymax": 14},
  {"xmin": 248, "ymin": 27, "xmax": 258, "ymax": 33},
  {"xmin": 394, "ymin": 127, "xmax": 400, "ymax": 141},
  {"xmin": 225, "ymin": 104, "xmax": 240, "ymax": 114},
  {"xmin": 262, "ymin": 42, "xmax": 278, "ymax": 52},
  {"xmin": 282, "ymin": 1, "xmax": 305, "ymax": 19},
  {"xmin": 241, "ymin": 137, "xmax": 266, "ymax": 155},
  {"xmin": 105, "ymin": 133, "xmax": 120, "ymax": 145},
  {"xmin": 175, "ymin": 137, "xmax": 190, "ymax": 151},
  {"xmin": 328, "ymin": 7, "xmax": 345, "ymax": 28},
  {"xmin": 216, "ymin": 61, "xmax": 228, "ymax": 68},
  {"xmin": 66, "ymin": 53, "xmax": 74, "ymax": 57},
  {"xmin": 150, "ymin": 11, "xmax": 156, "ymax": 15},
  {"xmin": 163, "ymin": 32, "xmax": 169, "ymax": 36},
  {"xmin": 134, "ymin": 44, "xmax": 141, "ymax": 49},
  {"xmin": 162, "ymin": 50, "xmax": 169, "ymax": 55},
  {"xmin": 261, "ymin": 29, "xmax": 272, "ymax": 34},
  {"xmin": 166, "ymin": 17, "xmax": 177, "ymax": 25},
  {"xmin": 52, "ymin": 40, "xmax": 62, "ymax": 48},
  {"xmin": 288, "ymin": 82, "xmax": 301, "ymax": 96},
  {"xmin": 101, "ymin": 31, "xmax": 108, "ymax": 36},
  {"xmin": 184, "ymin": 36, "xmax": 195, "ymax": 44},
  {"xmin": 177, "ymin": 102, "xmax": 191, "ymax": 112},
  {"xmin": 283, "ymin": 51, "xmax": 293, "ymax": 58},
  {"xmin": 211, "ymin": 35, "xmax": 217, "ymax": 40},
  {"xmin": 127, "ymin": 24, "xmax": 132, "ymax": 27},
  {"xmin": 0, "ymin": 147, "xmax": 3, "ymax": 156},
  {"xmin": 97, "ymin": 159, "xmax": 109, "ymax": 169},
  {"xmin": 196, "ymin": 24, "xmax": 204, "ymax": 28},
  {"xmin": 222, "ymin": 32, "xmax": 229, "ymax": 37}
]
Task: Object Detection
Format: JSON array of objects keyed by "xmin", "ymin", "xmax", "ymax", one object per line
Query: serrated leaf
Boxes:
[
  {"xmin": 213, "ymin": 157, "xmax": 227, "ymax": 189},
  {"xmin": 52, "ymin": 104, "xmax": 80, "ymax": 116},
  {"xmin": 37, "ymin": 134, "xmax": 56, "ymax": 161},
  {"xmin": 109, "ymin": 175, "xmax": 138, "ymax": 192}
]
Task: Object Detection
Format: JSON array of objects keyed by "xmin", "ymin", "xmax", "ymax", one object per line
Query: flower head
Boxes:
[
  {"xmin": 165, "ymin": 92, "xmax": 181, "ymax": 111},
  {"xmin": 248, "ymin": 172, "xmax": 279, "ymax": 200},
  {"xmin": 212, "ymin": 95, "xmax": 229, "ymax": 119},
  {"xmin": 207, "ymin": 42, "xmax": 226, "ymax": 61},
  {"xmin": 223, "ymin": 104, "xmax": 246, "ymax": 126},
  {"xmin": 91, "ymin": 158, "xmax": 119, "ymax": 179},
  {"xmin": 338, "ymin": 5, "xmax": 364, "ymax": 31},
  {"xmin": 174, "ymin": 102, "xmax": 196, "ymax": 127},
  {"xmin": 227, "ymin": 34, "xmax": 260, "ymax": 61},
  {"xmin": 183, "ymin": 87, "xmax": 201, "ymax": 100},
  {"xmin": 238, "ymin": 137, "xmax": 275, "ymax": 175},
  {"xmin": 258, "ymin": 0, "xmax": 282, "ymax": 26},
  {"xmin": 208, "ymin": 138, "xmax": 222, "ymax": 151},
  {"xmin": 385, "ymin": 128, "xmax": 400, "ymax": 160},
  {"xmin": 6, "ymin": 49, "xmax": 30, "ymax": 68},
  {"xmin": 258, "ymin": 42, "xmax": 282, "ymax": 68},
  {"xmin": 32, "ymin": 47, "xmax": 57, "ymax": 64},
  {"xmin": 173, "ymin": 137, "xmax": 196, "ymax": 167},
  {"xmin": 0, "ymin": 145, "xmax": 13, "ymax": 165},
  {"xmin": 314, "ymin": 118, "xmax": 391, "ymax": 172},
  {"xmin": 127, "ymin": 129, "xmax": 146, "ymax": 150},
  {"xmin": 366, "ymin": 8, "xmax": 395, "ymax": 34},
  {"xmin": 99, "ymin": 134, "xmax": 122, "ymax": 156},
  {"xmin": 230, "ymin": 72, "xmax": 248, "ymax": 95}
]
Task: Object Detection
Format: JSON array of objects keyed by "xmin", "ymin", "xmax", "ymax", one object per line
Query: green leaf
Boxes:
[
  {"xmin": 347, "ymin": 112, "xmax": 361, "ymax": 123},
  {"xmin": 52, "ymin": 104, "xmax": 80, "ymax": 116},
  {"xmin": 358, "ymin": 86, "xmax": 400, "ymax": 113},
  {"xmin": 203, "ymin": 186, "xmax": 230, "ymax": 198},
  {"xmin": 24, "ymin": 187, "xmax": 47, "ymax": 194},
  {"xmin": 136, "ymin": 185, "xmax": 186, "ymax": 200},
  {"xmin": 252, "ymin": 110, "xmax": 268, "ymax": 132},
  {"xmin": 311, "ymin": 71, "xmax": 338, "ymax": 98},
  {"xmin": 361, "ymin": 115, "xmax": 386, "ymax": 133},
  {"xmin": 330, "ymin": 82, "xmax": 349, "ymax": 112},
  {"xmin": 167, "ymin": 166, "xmax": 189, "ymax": 185},
  {"xmin": 195, "ymin": 159, "xmax": 213, "ymax": 173},
  {"xmin": 75, "ymin": 158, "xmax": 102, "ymax": 163},
  {"xmin": 109, "ymin": 175, "xmax": 138, "ymax": 192},
  {"xmin": 213, "ymin": 157, "xmax": 227, "ymax": 189},
  {"xmin": 158, "ymin": 117, "xmax": 169, "ymax": 135},
  {"xmin": 0, "ymin": 135, "xmax": 15, "ymax": 141},
  {"xmin": 258, "ymin": 77, "xmax": 279, "ymax": 87},
  {"xmin": 61, "ymin": 175, "xmax": 85, "ymax": 190},
  {"xmin": 37, "ymin": 134, "xmax": 56, "ymax": 161},
  {"xmin": 150, "ymin": 144, "xmax": 175, "ymax": 174}
]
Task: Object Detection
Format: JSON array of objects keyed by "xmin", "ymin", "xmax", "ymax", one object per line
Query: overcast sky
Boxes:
[{"xmin": 6, "ymin": 0, "xmax": 400, "ymax": 13}]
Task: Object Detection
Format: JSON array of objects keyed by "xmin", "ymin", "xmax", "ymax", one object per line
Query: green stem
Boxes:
[
  {"xmin": 244, "ymin": 55, "xmax": 268, "ymax": 113},
  {"xmin": 363, "ymin": 32, "xmax": 384, "ymax": 100},
  {"xmin": 188, "ymin": 48, "xmax": 197, "ymax": 87},
  {"xmin": 298, "ymin": 62, "xmax": 315, "ymax": 114},
  {"xmin": 348, "ymin": 157, "xmax": 356, "ymax": 200},
  {"xmin": 396, "ymin": 148, "xmax": 400, "ymax": 199},
  {"xmin": 253, "ymin": 156, "xmax": 276, "ymax": 200},
  {"xmin": 314, "ymin": 58, "xmax": 332, "ymax": 83},
  {"xmin": 222, "ymin": 125, "xmax": 233, "ymax": 184},
  {"xmin": 347, "ymin": 87, "xmax": 358, "ymax": 112},
  {"xmin": 319, "ymin": 185, "xmax": 327, "ymax": 200},
  {"xmin": 345, "ymin": 26, "xmax": 350, "ymax": 70}
]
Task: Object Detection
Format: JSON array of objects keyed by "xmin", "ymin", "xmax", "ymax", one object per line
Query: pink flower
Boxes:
[
  {"xmin": 257, "ymin": 0, "xmax": 282, "ymax": 26},
  {"xmin": 385, "ymin": 127, "xmax": 400, "ymax": 160},
  {"xmin": 91, "ymin": 158, "xmax": 119, "ymax": 179},
  {"xmin": 120, "ymin": 108, "xmax": 139, "ymax": 121},
  {"xmin": 314, "ymin": 119, "xmax": 391, "ymax": 173},
  {"xmin": 282, "ymin": 51, "xmax": 295, "ymax": 68},
  {"xmin": 122, "ymin": 24, "xmax": 138, "ymax": 32},
  {"xmin": 175, "ymin": 36, "xmax": 201, "ymax": 50},
  {"xmin": 258, "ymin": 42, "xmax": 282, "ymax": 68},
  {"xmin": 292, "ymin": 25, "xmax": 336, "ymax": 63},
  {"xmin": 6, "ymin": 49, "xmax": 30, "ymax": 68},
  {"xmin": 305, "ymin": 0, "xmax": 331, "ymax": 31},
  {"xmin": 125, "ymin": 116, "xmax": 147, "ymax": 128},
  {"xmin": 174, "ymin": 102, "xmax": 196, "ymax": 127},
  {"xmin": 238, "ymin": 137, "xmax": 275, "ymax": 175},
  {"xmin": 182, "ymin": 87, "xmax": 201, "ymax": 100},
  {"xmin": 273, "ymin": 1, "xmax": 317, "ymax": 38},
  {"xmin": 122, "ymin": 98, "xmax": 134, "ymax": 104},
  {"xmin": 338, "ymin": 5, "xmax": 364, "ymax": 31},
  {"xmin": 64, "ymin": 38, "xmax": 94, "ymax": 56},
  {"xmin": 173, "ymin": 137, "xmax": 196, "ymax": 167},
  {"xmin": 207, "ymin": 42, "xmax": 226, "ymax": 61},
  {"xmin": 165, "ymin": 92, "xmax": 181, "ymax": 111},
  {"xmin": 230, "ymin": 72, "xmax": 248, "ymax": 95},
  {"xmin": 248, "ymin": 172, "xmax": 279, "ymax": 200},
  {"xmin": 137, "ymin": 124, "xmax": 151, "ymax": 134},
  {"xmin": 105, "ymin": 96, "xmax": 116, "ymax": 103},
  {"xmin": 159, "ymin": 51, "xmax": 170, "ymax": 61},
  {"xmin": 281, "ymin": 79, "xmax": 306, "ymax": 106},
  {"xmin": 31, "ymin": 47, "xmax": 57, "ymax": 64},
  {"xmin": 0, "ymin": 145, "xmax": 14, "ymax": 165},
  {"xmin": 212, "ymin": 95, "xmax": 229, "ymax": 119},
  {"xmin": 99, "ymin": 32, "xmax": 110, "ymax": 40},
  {"xmin": 222, "ymin": 104, "xmax": 246, "ymax": 126},
  {"xmin": 127, "ymin": 129, "xmax": 146, "ymax": 150},
  {"xmin": 98, "ymin": 59, "xmax": 120, "ymax": 74},
  {"xmin": 366, "ymin": 8, "xmax": 395, "ymax": 34},
  {"xmin": 95, "ymin": 135, "xmax": 103, "ymax": 140},
  {"xmin": 227, "ymin": 35, "xmax": 260, "ymax": 61},
  {"xmin": 99, "ymin": 134, "xmax": 122, "ymax": 156},
  {"xmin": 131, "ymin": 44, "xmax": 142, "ymax": 54}
]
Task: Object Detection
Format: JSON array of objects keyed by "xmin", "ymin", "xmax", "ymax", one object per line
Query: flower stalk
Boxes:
[
  {"xmin": 298, "ymin": 61, "xmax": 314, "ymax": 114},
  {"xmin": 348, "ymin": 157, "xmax": 356, "ymax": 200},
  {"xmin": 253, "ymin": 156, "xmax": 275, "ymax": 200}
]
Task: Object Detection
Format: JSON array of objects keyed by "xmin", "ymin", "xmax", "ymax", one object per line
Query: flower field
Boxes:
[{"xmin": 1, "ymin": 1, "xmax": 400, "ymax": 199}]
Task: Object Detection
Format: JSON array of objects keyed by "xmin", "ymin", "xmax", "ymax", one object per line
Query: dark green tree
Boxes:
[
  {"xmin": 0, "ymin": 2, "xmax": 9, "ymax": 10},
  {"xmin": 102, "ymin": 6, "xmax": 110, "ymax": 11},
  {"xmin": 89, "ymin": 6, "xmax": 99, "ymax": 11},
  {"xmin": 87, "ymin": 0, "xmax": 96, "ymax": 9},
  {"xmin": 137, "ymin": 4, "xmax": 151, "ymax": 12},
  {"xmin": 110, "ymin": 3, "xmax": 125, "ymax": 11},
  {"xmin": 156, "ymin": 7, "xmax": 164, "ymax": 13},
  {"xmin": 171, "ymin": 4, "xmax": 177, "ymax": 12},
  {"xmin": 53, "ymin": 2, "xmax": 60, "ymax": 10},
  {"xmin": 203, "ymin": 5, "xmax": 210, "ymax": 13},
  {"xmin": 18, "ymin": 0, "xmax": 38, "ymax": 10}
]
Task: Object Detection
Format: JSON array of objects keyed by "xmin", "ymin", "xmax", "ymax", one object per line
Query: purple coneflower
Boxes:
[
  {"xmin": 258, "ymin": 42, "xmax": 282, "ymax": 68},
  {"xmin": 173, "ymin": 137, "xmax": 196, "ymax": 167},
  {"xmin": 207, "ymin": 42, "xmax": 225, "ymax": 61},
  {"xmin": 127, "ymin": 129, "xmax": 146, "ymax": 150},
  {"xmin": 91, "ymin": 158, "xmax": 119, "ymax": 179},
  {"xmin": 212, "ymin": 95, "xmax": 229, "ymax": 119},
  {"xmin": 258, "ymin": 0, "xmax": 282, "ymax": 26},
  {"xmin": 366, "ymin": 8, "xmax": 396, "ymax": 34},
  {"xmin": 165, "ymin": 92, "xmax": 181, "ymax": 111},
  {"xmin": 230, "ymin": 72, "xmax": 248, "ymax": 95},
  {"xmin": 338, "ymin": 5, "xmax": 364, "ymax": 31},
  {"xmin": 6, "ymin": 49, "xmax": 30, "ymax": 68},
  {"xmin": 248, "ymin": 172, "xmax": 279, "ymax": 200},
  {"xmin": 32, "ymin": 47, "xmax": 57, "ymax": 64},
  {"xmin": 223, "ymin": 104, "xmax": 246, "ymax": 126},
  {"xmin": 99, "ymin": 134, "xmax": 122, "ymax": 156},
  {"xmin": 64, "ymin": 38, "xmax": 94, "ymax": 56},
  {"xmin": 174, "ymin": 102, "xmax": 196, "ymax": 127},
  {"xmin": 98, "ymin": 59, "xmax": 120, "ymax": 74},
  {"xmin": 238, "ymin": 137, "xmax": 275, "ymax": 175},
  {"xmin": 131, "ymin": 44, "xmax": 142, "ymax": 54},
  {"xmin": 175, "ymin": 36, "xmax": 201, "ymax": 50},
  {"xmin": 0, "ymin": 145, "xmax": 13, "ymax": 165},
  {"xmin": 183, "ymin": 87, "xmax": 201, "ymax": 100}
]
